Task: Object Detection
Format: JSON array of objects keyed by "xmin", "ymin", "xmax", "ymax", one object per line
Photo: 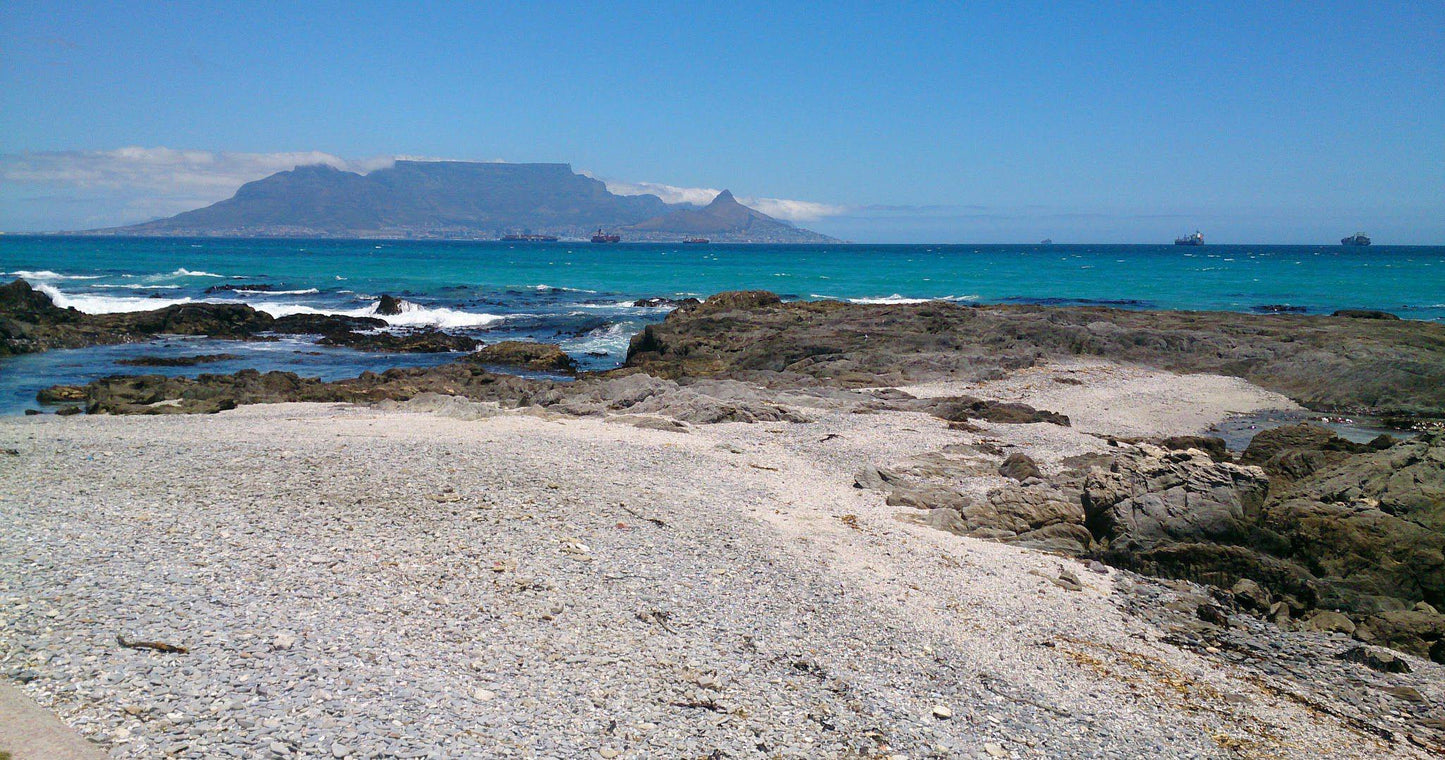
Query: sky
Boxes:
[{"xmin": 1, "ymin": 1, "xmax": 1442, "ymax": 243}]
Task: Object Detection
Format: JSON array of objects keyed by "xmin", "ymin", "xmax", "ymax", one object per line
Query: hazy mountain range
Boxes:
[{"xmin": 88, "ymin": 161, "xmax": 838, "ymax": 243}]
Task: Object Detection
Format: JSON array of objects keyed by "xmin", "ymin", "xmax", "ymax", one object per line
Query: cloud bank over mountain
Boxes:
[{"xmin": 0, "ymin": 148, "xmax": 849, "ymax": 232}]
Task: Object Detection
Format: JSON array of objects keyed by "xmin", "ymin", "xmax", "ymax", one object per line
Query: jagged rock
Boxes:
[
  {"xmin": 693, "ymin": 290, "xmax": 782, "ymax": 313},
  {"xmin": 117, "ymin": 354, "xmax": 239, "ymax": 367},
  {"xmin": 1332, "ymin": 309, "xmax": 1400, "ymax": 320},
  {"xmin": 998, "ymin": 452, "xmax": 1043, "ymax": 481},
  {"xmin": 633, "ymin": 297, "xmax": 701, "ymax": 308},
  {"xmin": 269, "ymin": 313, "xmax": 388, "ymax": 334},
  {"xmin": 1240, "ymin": 423, "xmax": 1380, "ymax": 482},
  {"xmin": 1336, "ymin": 645, "xmax": 1411, "ymax": 674},
  {"xmin": 1301, "ymin": 610, "xmax": 1357, "ymax": 635},
  {"xmin": 1358, "ymin": 610, "xmax": 1445, "ymax": 664},
  {"xmin": 376, "ymin": 294, "xmax": 404, "ymax": 315},
  {"xmin": 621, "ymin": 290, "xmax": 1445, "ymax": 415},
  {"xmin": 1231, "ymin": 578, "xmax": 1272, "ymax": 612},
  {"xmin": 36, "ymin": 385, "xmax": 88, "ymax": 402},
  {"xmin": 1159, "ymin": 435, "xmax": 1229, "ymax": 460},
  {"xmin": 1083, "ymin": 446, "xmax": 1269, "ymax": 564},
  {"xmin": 469, "ymin": 341, "xmax": 577, "ymax": 371},
  {"xmin": 917, "ymin": 396, "xmax": 1070, "ymax": 426},
  {"xmin": 1197, "ymin": 603, "xmax": 1231, "ymax": 628},
  {"xmin": 321, "ymin": 329, "xmax": 478, "ymax": 353}
]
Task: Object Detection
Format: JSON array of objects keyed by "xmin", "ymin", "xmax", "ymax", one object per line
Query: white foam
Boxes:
[
  {"xmin": 238, "ymin": 288, "xmax": 319, "ymax": 295},
  {"xmin": 809, "ymin": 293, "xmax": 979, "ymax": 305},
  {"xmin": 92, "ymin": 284, "xmax": 184, "ymax": 290},
  {"xmin": 7, "ymin": 270, "xmax": 104, "ymax": 280},
  {"xmin": 561, "ymin": 321, "xmax": 634, "ymax": 358},
  {"xmin": 532, "ymin": 283, "xmax": 599, "ymax": 293},
  {"xmin": 253, "ymin": 298, "xmax": 504, "ymax": 329},
  {"xmin": 171, "ymin": 268, "xmax": 225, "ymax": 277},
  {"xmin": 37, "ymin": 284, "xmax": 192, "ymax": 313}
]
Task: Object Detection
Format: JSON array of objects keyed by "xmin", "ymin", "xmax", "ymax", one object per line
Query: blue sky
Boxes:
[{"xmin": 2, "ymin": 1, "xmax": 1442, "ymax": 242}]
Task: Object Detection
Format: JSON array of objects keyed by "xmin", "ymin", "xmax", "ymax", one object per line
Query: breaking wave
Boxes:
[{"xmin": 36, "ymin": 284, "xmax": 192, "ymax": 313}]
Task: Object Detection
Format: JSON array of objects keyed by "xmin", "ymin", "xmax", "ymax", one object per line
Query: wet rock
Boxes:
[
  {"xmin": 117, "ymin": 354, "xmax": 240, "ymax": 367},
  {"xmin": 36, "ymin": 385, "xmax": 88, "ymax": 403},
  {"xmin": 269, "ymin": 313, "xmax": 388, "ymax": 334},
  {"xmin": 469, "ymin": 341, "xmax": 577, "ymax": 372},
  {"xmin": 1332, "ymin": 309, "xmax": 1401, "ymax": 320},
  {"xmin": 320, "ymin": 328, "xmax": 478, "ymax": 353},
  {"xmin": 633, "ymin": 297, "xmax": 701, "ymax": 308},
  {"xmin": 375, "ymin": 294, "xmax": 404, "ymax": 315}
]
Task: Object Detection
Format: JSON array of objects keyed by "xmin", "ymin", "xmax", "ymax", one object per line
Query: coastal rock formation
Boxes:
[
  {"xmin": 1, "ymin": 279, "xmax": 478, "ymax": 356},
  {"xmin": 625, "ymin": 291, "xmax": 1445, "ymax": 418},
  {"xmin": 469, "ymin": 341, "xmax": 578, "ymax": 372}
]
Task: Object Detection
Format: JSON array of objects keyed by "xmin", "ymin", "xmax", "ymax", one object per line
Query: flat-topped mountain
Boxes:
[
  {"xmin": 90, "ymin": 161, "xmax": 837, "ymax": 242},
  {"xmin": 624, "ymin": 190, "xmax": 833, "ymax": 243}
]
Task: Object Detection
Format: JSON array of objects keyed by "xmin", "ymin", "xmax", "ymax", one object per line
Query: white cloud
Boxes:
[
  {"xmin": 0, "ymin": 147, "xmax": 850, "ymax": 231},
  {"xmin": 600, "ymin": 178, "xmax": 847, "ymax": 222}
]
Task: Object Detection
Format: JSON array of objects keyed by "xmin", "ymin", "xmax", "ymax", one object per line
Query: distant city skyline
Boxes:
[{"xmin": 2, "ymin": 2, "xmax": 1442, "ymax": 243}]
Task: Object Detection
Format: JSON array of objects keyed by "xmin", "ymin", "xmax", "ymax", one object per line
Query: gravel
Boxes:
[{"xmin": 0, "ymin": 363, "xmax": 1426, "ymax": 758}]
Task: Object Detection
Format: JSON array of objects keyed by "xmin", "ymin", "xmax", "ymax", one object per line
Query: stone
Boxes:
[
  {"xmin": 1336, "ymin": 646, "xmax": 1411, "ymax": 674},
  {"xmin": 331, "ymin": 742, "xmax": 352, "ymax": 757},
  {"xmin": 931, "ymin": 705, "xmax": 952, "ymax": 720},
  {"xmin": 1197, "ymin": 603, "xmax": 1230, "ymax": 628},
  {"xmin": 469, "ymin": 341, "xmax": 577, "ymax": 372},
  {"xmin": 1301, "ymin": 610, "xmax": 1356, "ymax": 635},
  {"xmin": 272, "ymin": 633, "xmax": 297, "ymax": 651},
  {"xmin": 375, "ymin": 294, "xmax": 403, "ymax": 315},
  {"xmin": 1231, "ymin": 579, "xmax": 1272, "ymax": 612},
  {"xmin": 984, "ymin": 744, "xmax": 1007, "ymax": 758},
  {"xmin": 998, "ymin": 453, "xmax": 1043, "ymax": 481}
]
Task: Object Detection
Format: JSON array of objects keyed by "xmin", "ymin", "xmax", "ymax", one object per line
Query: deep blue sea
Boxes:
[{"xmin": 3, "ymin": 235, "xmax": 1443, "ymax": 415}]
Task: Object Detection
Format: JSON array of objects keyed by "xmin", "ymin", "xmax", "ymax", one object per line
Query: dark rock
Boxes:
[
  {"xmin": 269, "ymin": 313, "xmax": 388, "ymax": 334},
  {"xmin": 117, "ymin": 354, "xmax": 240, "ymax": 367},
  {"xmin": 633, "ymin": 297, "xmax": 701, "ymax": 308},
  {"xmin": 1301, "ymin": 610, "xmax": 1357, "ymax": 635},
  {"xmin": 998, "ymin": 453, "xmax": 1043, "ymax": 481},
  {"xmin": 375, "ymin": 294, "xmax": 404, "ymax": 316},
  {"xmin": 1231, "ymin": 578, "xmax": 1272, "ymax": 612},
  {"xmin": 468, "ymin": 341, "xmax": 577, "ymax": 372},
  {"xmin": 37, "ymin": 385, "xmax": 88, "ymax": 403},
  {"xmin": 1337, "ymin": 645, "xmax": 1411, "ymax": 674},
  {"xmin": 23, "ymin": 409, "xmax": 40, "ymax": 415},
  {"xmin": 692, "ymin": 290, "xmax": 782, "ymax": 313},
  {"xmin": 1160, "ymin": 435, "xmax": 1229, "ymax": 460},
  {"xmin": 1240, "ymin": 423, "xmax": 1371, "ymax": 482},
  {"xmin": 621, "ymin": 293, "xmax": 1445, "ymax": 416},
  {"xmin": 1359, "ymin": 610, "xmax": 1445, "ymax": 663},
  {"xmin": 320, "ymin": 328, "xmax": 478, "ymax": 353},
  {"xmin": 1332, "ymin": 309, "xmax": 1400, "ymax": 320},
  {"xmin": 204, "ymin": 283, "xmax": 272, "ymax": 294},
  {"xmin": 54, "ymin": 406, "xmax": 82, "ymax": 416},
  {"xmin": 1253, "ymin": 304, "xmax": 1308, "ymax": 314},
  {"xmin": 1197, "ymin": 603, "xmax": 1230, "ymax": 627},
  {"xmin": 915, "ymin": 396, "xmax": 1070, "ymax": 426}
]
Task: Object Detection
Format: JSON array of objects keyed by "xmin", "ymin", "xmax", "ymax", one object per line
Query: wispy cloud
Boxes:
[
  {"xmin": 0, "ymin": 148, "xmax": 850, "ymax": 230},
  {"xmin": 597, "ymin": 177, "xmax": 848, "ymax": 222}
]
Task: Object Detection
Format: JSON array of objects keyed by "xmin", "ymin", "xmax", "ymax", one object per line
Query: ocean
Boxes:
[{"xmin": 3, "ymin": 235, "xmax": 1443, "ymax": 415}]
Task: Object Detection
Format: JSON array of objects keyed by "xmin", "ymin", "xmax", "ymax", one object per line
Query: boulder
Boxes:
[
  {"xmin": 469, "ymin": 341, "xmax": 577, "ymax": 371},
  {"xmin": 1159, "ymin": 435, "xmax": 1229, "ymax": 460},
  {"xmin": 1231, "ymin": 578, "xmax": 1272, "ymax": 612},
  {"xmin": 998, "ymin": 452, "xmax": 1043, "ymax": 481},
  {"xmin": 1357, "ymin": 610, "xmax": 1445, "ymax": 664},
  {"xmin": 375, "ymin": 294, "xmax": 404, "ymax": 315},
  {"xmin": 1301, "ymin": 610, "xmax": 1357, "ymax": 635}
]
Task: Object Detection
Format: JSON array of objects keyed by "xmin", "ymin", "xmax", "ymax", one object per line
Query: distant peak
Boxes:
[{"xmin": 710, "ymin": 189, "xmax": 737, "ymax": 205}]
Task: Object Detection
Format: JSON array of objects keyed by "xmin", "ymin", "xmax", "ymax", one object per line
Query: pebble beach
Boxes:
[{"xmin": 4, "ymin": 362, "xmax": 1435, "ymax": 759}]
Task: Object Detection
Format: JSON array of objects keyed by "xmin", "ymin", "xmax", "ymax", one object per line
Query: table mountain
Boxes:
[{"xmin": 88, "ymin": 161, "xmax": 836, "ymax": 242}]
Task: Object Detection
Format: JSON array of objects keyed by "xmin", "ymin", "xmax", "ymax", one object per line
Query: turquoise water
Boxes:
[{"xmin": 3, "ymin": 236, "xmax": 1443, "ymax": 414}]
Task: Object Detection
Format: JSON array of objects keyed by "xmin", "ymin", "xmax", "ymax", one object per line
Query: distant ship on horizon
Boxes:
[
  {"xmin": 500, "ymin": 233, "xmax": 559, "ymax": 242},
  {"xmin": 1174, "ymin": 230, "xmax": 1204, "ymax": 246},
  {"xmin": 682, "ymin": 238, "xmax": 710, "ymax": 244},
  {"xmin": 1341, "ymin": 232, "xmax": 1371, "ymax": 246},
  {"xmin": 590, "ymin": 228, "xmax": 621, "ymax": 243}
]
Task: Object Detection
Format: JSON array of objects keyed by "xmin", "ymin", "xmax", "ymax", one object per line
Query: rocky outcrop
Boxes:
[
  {"xmin": 624, "ymin": 291, "xmax": 1445, "ymax": 418},
  {"xmin": 117, "ymin": 354, "xmax": 240, "ymax": 367},
  {"xmin": 469, "ymin": 341, "xmax": 577, "ymax": 372},
  {"xmin": 0, "ymin": 279, "xmax": 472, "ymax": 356}
]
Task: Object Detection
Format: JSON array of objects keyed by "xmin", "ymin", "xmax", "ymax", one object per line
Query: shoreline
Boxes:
[{"xmin": 5, "ymin": 362, "xmax": 1441, "ymax": 758}]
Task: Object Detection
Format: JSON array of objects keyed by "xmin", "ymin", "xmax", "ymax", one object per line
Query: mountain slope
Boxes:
[
  {"xmin": 104, "ymin": 162, "xmax": 672, "ymax": 238},
  {"xmin": 625, "ymin": 190, "xmax": 837, "ymax": 243}
]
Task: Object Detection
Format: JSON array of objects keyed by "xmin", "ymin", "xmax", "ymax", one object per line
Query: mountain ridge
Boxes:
[{"xmin": 86, "ymin": 161, "xmax": 838, "ymax": 243}]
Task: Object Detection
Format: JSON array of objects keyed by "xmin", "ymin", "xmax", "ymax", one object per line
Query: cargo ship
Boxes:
[
  {"xmin": 590, "ymin": 229, "xmax": 621, "ymax": 243},
  {"xmin": 683, "ymin": 238, "xmax": 710, "ymax": 244},
  {"xmin": 501, "ymin": 233, "xmax": 558, "ymax": 242},
  {"xmin": 1174, "ymin": 230, "xmax": 1204, "ymax": 246},
  {"xmin": 1341, "ymin": 232, "xmax": 1371, "ymax": 246}
]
